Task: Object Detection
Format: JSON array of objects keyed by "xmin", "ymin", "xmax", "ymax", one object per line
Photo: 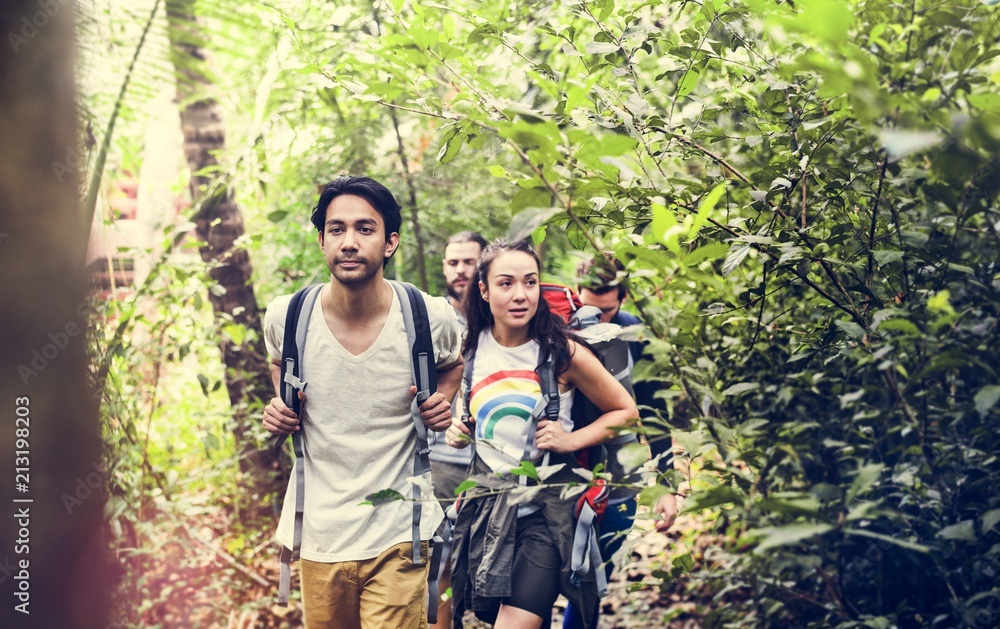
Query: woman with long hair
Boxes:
[{"xmin": 445, "ymin": 239, "xmax": 637, "ymax": 629}]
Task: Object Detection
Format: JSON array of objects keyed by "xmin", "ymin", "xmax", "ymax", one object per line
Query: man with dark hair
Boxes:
[
  {"xmin": 262, "ymin": 176, "xmax": 464, "ymax": 628},
  {"xmin": 441, "ymin": 231, "xmax": 488, "ymax": 313},
  {"xmin": 561, "ymin": 255, "xmax": 677, "ymax": 629},
  {"xmin": 429, "ymin": 230, "xmax": 486, "ymax": 629},
  {"xmin": 309, "ymin": 176, "xmax": 404, "ymax": 265},
  {"xmin": 577, "ymin": 257, "xmax": 630, "ymax": 325}
]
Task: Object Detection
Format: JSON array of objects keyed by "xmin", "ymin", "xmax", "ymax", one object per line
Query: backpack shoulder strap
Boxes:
[
  {"xmin": 276, "ymin": 283, "xmax": 322, "ymax": 607},
  {"xmin": 388, "ymin": 280, "xmax": 436, "ymax": 565},
  {"xmin": 279, "ymin": 284, "xmax": 324, "ymax": 415},
  {"xmin": 527, "ymin": 349, "xmax": 559, "ymax": 462},
  {"xmin": 536, "ymin": 347, "xmax": 560, "ymax": 425},
  {"xmin": 389, "ymin": 280, "xmax": 449, "ymax": 624},
  {"xmin": 390, "ymin": 280, "xmax": 438, "ymax": 401}
]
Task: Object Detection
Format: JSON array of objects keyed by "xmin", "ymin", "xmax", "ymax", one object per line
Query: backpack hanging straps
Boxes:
[
  {"xmin": 537, "ymin": 344, "xmax": 610, "ymax": 597},
  {"xmin": 390, "ymin": 280, "xmax": 446, "ymax": 624},
  {"xmin": 275, "ymin": 283, "xmax": 323, "ymax": 607},
  {"xmin": 390, "ymin": 280, "xmax": 436, "ymax": 562},
  {"xmin": 461, "ymin": 350, "xmax": 477, "ymax": 458}
]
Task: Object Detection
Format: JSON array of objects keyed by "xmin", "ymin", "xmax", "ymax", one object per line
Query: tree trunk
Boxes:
[
  {"xmin": 0, "ymin": 3, "xmax": 114, "ymax": 626},
  {"xmin": 389, "ymin": 108, "xmax": 429, "ymax": 291},
  {"xmin": 166, "ymin": 0, "xmax": 284, "ymax": 517}
]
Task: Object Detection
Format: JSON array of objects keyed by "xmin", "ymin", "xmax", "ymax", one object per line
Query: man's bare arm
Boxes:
[{"xmin": 436, "ymin": 359, "xmax": 463, "ymax": 403}]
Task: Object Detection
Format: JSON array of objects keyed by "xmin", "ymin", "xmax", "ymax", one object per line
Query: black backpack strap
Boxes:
[
  {"xmin": 388, "ymin": 281, "xmax": 444, "ymax": 623},
  {"xmin": 522, "ymin": 349, "xmax": 559, "ymax": 466},
  {"xmin": 275, "ymin": 283, "xmax": 323, "ymax": 607}
]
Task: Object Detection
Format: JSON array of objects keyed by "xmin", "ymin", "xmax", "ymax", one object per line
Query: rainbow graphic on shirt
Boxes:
[{"xmin": 468, "ymin": 370, "xmax": 542, "ymax": 440}]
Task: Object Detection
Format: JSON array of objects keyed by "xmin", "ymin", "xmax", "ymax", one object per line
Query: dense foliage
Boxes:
[{"xmin": 81, "ymin": 0, "xmax": 999, "ymax": 626}]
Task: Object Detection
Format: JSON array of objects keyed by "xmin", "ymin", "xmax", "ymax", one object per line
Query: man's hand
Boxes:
[
  {"xmin": 654, "ymin": 492, "xmax": 678, "ymax": 532},
  {"xmin": 410, "ymin": 386, "xmax": 452, "ymax": 432},
  {"xmin": 262, "ymin": 392, "xmax": 304, "ymax": 435}
]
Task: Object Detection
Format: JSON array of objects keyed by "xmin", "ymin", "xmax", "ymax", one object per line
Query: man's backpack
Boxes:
[
  {"xmin": 539, "ymin": 283, "xmax": 640, "ymax": 480},
  {"xmin": 272, "ymin": 280, "xmax": 446, "ymax": 623},
  {"xmin": 550, "ymin": 304, "xmax": 640, "ymax": 594},
  {"xmin": 541, "ymin": 282, "xmax": 583, "ymax": 322}
]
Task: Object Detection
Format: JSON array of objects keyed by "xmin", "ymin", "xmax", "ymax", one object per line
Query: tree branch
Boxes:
[{"xmin": 865, "ymin": 158, "xmax": 889, "ymax": 315}]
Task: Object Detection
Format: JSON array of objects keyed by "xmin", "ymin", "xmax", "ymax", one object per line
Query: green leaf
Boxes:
[
  {"xmin": 927, "ymin": 290, "xmax": 954, "ymax": 314},
  {"xmin": 467, "ymin": 24, "xmax": 500, "ymax": 44},
  {"xmin": 877, "ymin": 318, "xmax": 921, "ymax": 335},
  {"xmin": 749, "ymin": 523, "xmax": 832, "ymax": 554},
  {"xmin": 690, "ymin": 183, "xmax": 727, "ymax": 238},
  {"xmin": 508, "ymin": 207, "xmax": 563, "ymax": 242},
  {"xmin": 847, "ymin": 463, "xmax": 884, "ymax": 503},
  {"xmin": 721, "ymin": 244, "xmax": 751, "ymax": 276},
  {"xmin": 760, "ymin": 492, "xmax": 821, "ymax": 515},
  {"xmin": 615, "ymin": 442, "xmax": 651, "ymax": 474},
  {"xmin": 671, "ymin": 429, "xmax": 705, "ymax": 460},
  {"xmin": 437, "ymin": 131, "xmax": 465, "ymax": 164},
  {"xmin": 637, "ymin": 484, "xmax": 670, "ymax": 508},
  {"xmin": 980, "ymin": 509, "xmax": 1000, "ymax": 534},
  {"xmin": 937, "ymin": 520, "xmax": 976, "ymax": 543},
  {"xmin": 722, "ymin": 382, "xmax": 759, "ymax": 396},
  {"xmin": 510, "ymin": 460, "xmax": 539, "ymax": 480},
  {"xmin": 585, "ymin": 41, "xmax": 619, "ymax": 55},
  {"xmin": 968, "ymin": 93, "xmax": 1000, "ymax": 113},
  {"xmin": 834, "ymin": 319, "xmax": 865, "ymax": 341},
  {"xmin": 681, "ymin": 484, "xmax": 744, "ymax": 513},
  {"xmin": 839, "ymin": 388, "xmax": 865, "ymax": 408},
  {"xmin": 677, "ymin": 69, "xmax": 700, "ymax": 98},
  {"xmin": 682, "ymin": 243, "xmax": 728, "ymax": 266},
  {"xmin": 361, "ymin": 489, "xmax": 405, "ymax": 506},
  {"xmin": 266, "ymin": 210, "xmax": 287, "ymax": 222},
  {"xmin": 650, "ymin": 203, "xmax": 685, "ymax": 254},
  {"xmin": 222, "ymin": 323, "xmax": 246, "ymax": 346},
  {"xmin": 598, "ymin": 0, "xmax": 616, "ymax": 21},
  {"xmin": 974, "ymin": 385, "xmax": 1000, "ymax": 418},
  {"xmin": 454, "ymin": 479, "xmax": 478, "ymax": 496},
  {"xmin": 872, "ymin": 250, "xmax": 904, "ymax": 266},
  {"xmin": 799, "ymin": 0, "xmax": 854, "ymax": 43}
]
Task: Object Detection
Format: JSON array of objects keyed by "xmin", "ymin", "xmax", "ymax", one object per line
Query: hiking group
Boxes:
[{"xmin": 261, "ymin": 176, "xmax": 677, "ymax": 629}]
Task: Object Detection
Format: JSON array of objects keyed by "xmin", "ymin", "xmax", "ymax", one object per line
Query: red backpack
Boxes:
[{"xmin": 540, "ymin": 282, "xmax": 582, "ymax": 323}]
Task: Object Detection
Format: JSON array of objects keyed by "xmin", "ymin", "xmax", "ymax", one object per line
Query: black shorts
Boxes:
[{"xmin": 475, "ymin": 510, "xmax": 561, "ymax": 623}]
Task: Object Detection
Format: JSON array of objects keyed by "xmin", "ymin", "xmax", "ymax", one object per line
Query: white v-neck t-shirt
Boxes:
[{"xmin": 264, "ymin": 282, "xmax": 462, "ymax": 562}]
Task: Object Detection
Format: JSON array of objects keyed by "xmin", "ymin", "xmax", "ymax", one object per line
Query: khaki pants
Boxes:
[{"xmin": 301, "ymin": 541, "xmax": 429, "ymax": 629}]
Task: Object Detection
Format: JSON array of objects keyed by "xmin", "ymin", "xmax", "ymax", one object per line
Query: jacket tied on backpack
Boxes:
[{"xmin": 449, "ymin": 453, "xmax": 601, "ymax": 629}]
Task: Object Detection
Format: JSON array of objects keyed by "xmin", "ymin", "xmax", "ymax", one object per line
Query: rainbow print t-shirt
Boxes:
[{"xmin": 466, "ymin": 330, "xmax": 573, "ymax": 475}]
